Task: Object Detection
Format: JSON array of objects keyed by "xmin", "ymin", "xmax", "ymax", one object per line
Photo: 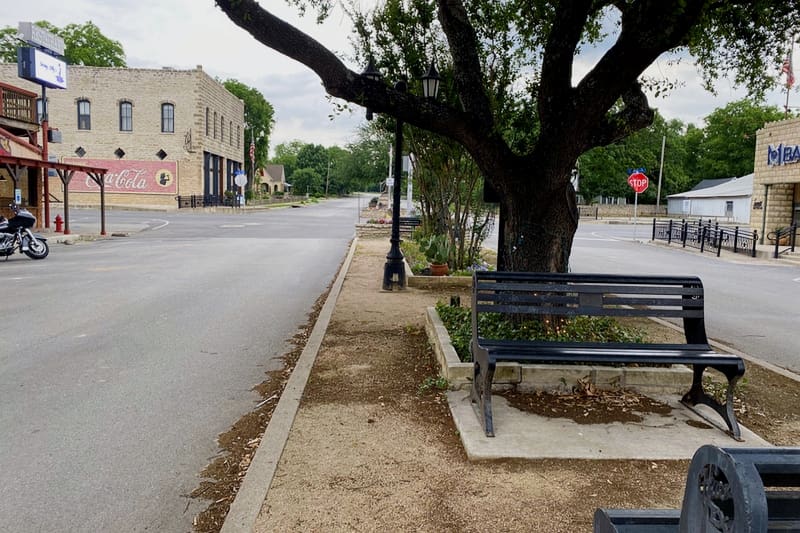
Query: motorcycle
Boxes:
[{"xmin": 0, "ymin": 204, "xmax": 49, "ymax": 260}]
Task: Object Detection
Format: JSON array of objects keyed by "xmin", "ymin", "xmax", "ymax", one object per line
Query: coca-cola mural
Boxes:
[{"xmin": 63, "ymin": 159, "xmax": 178, "ymax": 194}]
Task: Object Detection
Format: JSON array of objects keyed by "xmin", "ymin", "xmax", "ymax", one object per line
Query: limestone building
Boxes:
[
  {"xmin": 0, "ymin": 63, "xmax": 245, "ymax": 208},
  {"xmin": 259, "ymin": 164, "xmax": 288, "ymax": 194},
  {"xmin": 751, "ymin": 117, "xmax": 800, "ymax": 239}
]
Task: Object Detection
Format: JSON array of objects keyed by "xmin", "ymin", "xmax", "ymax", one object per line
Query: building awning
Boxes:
[
  {"xmin": 0, "ymin": 154, "xmax": 108, "ymax": 175},
  {"xmin": 0, "ymin": 154, "xmax": 109, "ymax": 235}
]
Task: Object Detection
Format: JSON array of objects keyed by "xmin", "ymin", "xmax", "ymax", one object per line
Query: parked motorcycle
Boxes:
[{"xmin": 0, "ymin": 204, "xmax": 49, "ymax": 260}]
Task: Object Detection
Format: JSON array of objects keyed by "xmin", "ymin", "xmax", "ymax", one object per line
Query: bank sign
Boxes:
[
  {"xmin": 767, "ymin": 143, "xmax": 800, "ymax": 166},
  {"xmin": 63, "ymin": 159, "xmax": 177, "ymax": 194}
]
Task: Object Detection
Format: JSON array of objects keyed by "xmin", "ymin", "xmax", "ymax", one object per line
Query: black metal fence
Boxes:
[
  {"xmin": 768, "ymin": 224, "xmax": 798, "ymax": 259},
  {"xmin": 176, "ymin": 195, "xmax": 236, "ymax": 208},
  {"xmin": 651, "ymin": 218, "xmax": 758, "ymax": 258}
]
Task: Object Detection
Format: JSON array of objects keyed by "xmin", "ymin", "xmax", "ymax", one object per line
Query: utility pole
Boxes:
[
  {"xmin": 326, "ymin": 160, "xmax": 330, "ymax": 197},
  {"xmin": 656, "ymin": 134, "xmax": 666, "ymax": 211}
]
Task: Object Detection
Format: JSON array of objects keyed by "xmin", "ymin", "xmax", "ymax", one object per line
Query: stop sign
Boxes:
[{"xmin": 627, "ymin": 172, "xmax": 649, "ymax": 194}]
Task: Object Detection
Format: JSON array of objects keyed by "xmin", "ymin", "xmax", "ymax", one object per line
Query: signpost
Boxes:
[
  {"xmin": 16, "ymin": 22, "xmax": 69, "ymax": 231},
  {"xmin": 627, "ymin": 171, "xmax": 649, "ymax": 241},
  {"xmin": 234, "ymin": 169, "xmax": 247, "ymax": 207}
]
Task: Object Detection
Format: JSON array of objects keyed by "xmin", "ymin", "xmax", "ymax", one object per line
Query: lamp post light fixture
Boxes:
[
  {"xmin": 361, "ymin": 58, "xmax": 382, "ymax": 121},
  {"xmin": 422, "ymin": 60, "xmax": 441, "ymax": 100}
]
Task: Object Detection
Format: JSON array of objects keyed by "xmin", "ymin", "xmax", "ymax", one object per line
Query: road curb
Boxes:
[{"xmin": 219, "ymin": 237, "xmax": 359, "ymax": 533}]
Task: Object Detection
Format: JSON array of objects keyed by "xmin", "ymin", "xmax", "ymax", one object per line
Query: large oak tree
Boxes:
[{"xmin": 216, "ymin": 0, "xmax": 797, "ymax": 272}]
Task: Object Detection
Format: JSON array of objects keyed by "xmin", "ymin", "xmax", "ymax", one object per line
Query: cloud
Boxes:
[
  {"xmin": 252, "ymin": 70, "xmax": 365, "ymax": 151},
  {"xmin": 3, "ymin": 2, "xmax": 796, "ymax": 147}
]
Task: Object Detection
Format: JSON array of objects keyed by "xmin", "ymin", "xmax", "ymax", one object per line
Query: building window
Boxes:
[
  {"xmin": 229, "ymin": 121, "xmax": 233, "ymax": 144},
  {"xmin": 119, "ymin": 101, "xmax": 133, "ymax": 132},
  {"xmin": 220, "ymin": 115, "xmax": 224, "ymax": 141},
  {"xmin": 161, "ymin": 103, "xmax": 175, "ymax": 133},
  {"xmin": 36, "ymin": 98, "xmax": 44, "ymax": 123},
  {"xmin": 213, "ymin": 111, "xmax": 217, "ymax": 139},
  {"xmin": 237, "ymin": 125, "xmax": 240, "ymax": 148},
  {"xmin": 205, "ymin": 107, "xmax": 210, "ymax": 136},
  {"xmin": 77, "ymin": 99, "xmax": 91, "ymax": 130}
]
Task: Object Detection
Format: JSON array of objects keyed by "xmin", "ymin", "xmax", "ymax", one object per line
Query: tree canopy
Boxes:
[
  {"xmin": 0, "ymin": 21, "xmax": 125, "ymax": 67},
  {"xmin": 222, "ymin": 79, "xmax": 275, "ymax": 179},
  {"xmin": 218, "ymin": 1, "xmax": 798, "ymax": 272}
]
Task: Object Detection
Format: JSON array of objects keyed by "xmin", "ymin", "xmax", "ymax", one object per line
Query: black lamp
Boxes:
[
  {"xmin": 422, "ymin": 61, "xmax": 441, "ymax": 100},
  {"xmin": 361, "ymin": 58, "xmax": 382, "ymax": 121}
]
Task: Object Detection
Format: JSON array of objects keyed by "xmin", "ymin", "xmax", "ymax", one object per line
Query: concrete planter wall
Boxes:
[{"xmin": 425, "ymin": 307, "xmax": 693, "ymax": 394}]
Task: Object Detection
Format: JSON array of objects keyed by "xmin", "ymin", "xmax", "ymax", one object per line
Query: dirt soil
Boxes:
[{"xmin": 191, "ymin": 238, "xmax": 800, "ymax": 532}]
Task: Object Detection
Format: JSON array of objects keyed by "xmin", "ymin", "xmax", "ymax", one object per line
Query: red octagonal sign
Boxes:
[{"xmin": 627, "ymin": 172, "xmax": 649, "ymax": 194}]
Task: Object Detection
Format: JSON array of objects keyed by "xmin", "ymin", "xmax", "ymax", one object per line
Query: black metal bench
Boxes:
[
  {"xmin": 470, "ymin": 271, "xmax": 746, "ymax": 439},
  {"xmin": 398, "ymin": 216, "xmax": 421, "ymax": 234},
  {"xmin": 594, "ymin": 444, "xmax": 800, "ymax": 532}
]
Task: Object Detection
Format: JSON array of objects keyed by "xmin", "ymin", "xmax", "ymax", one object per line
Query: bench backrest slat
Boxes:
[
  {"xmin": 472, "ymin": 271, "xmax": 708, "ymax": 345},
  {"xmin": 475, "ymin": 304, "xmax": 704, "ymax": 319}
]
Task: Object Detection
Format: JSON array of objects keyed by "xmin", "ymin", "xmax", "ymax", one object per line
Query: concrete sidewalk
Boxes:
[{"xmin": 218, "ymin": 237, "xmax": 784, "ymax": 533}]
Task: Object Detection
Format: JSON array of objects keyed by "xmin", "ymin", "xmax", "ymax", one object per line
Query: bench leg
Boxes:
[
  {"xmin": 470, "ymin": 360, "xmax": 496, "ymax": 437},
  {"xmin": 681, "ymin": 366, "xmax": 742, "ymax": 441}
]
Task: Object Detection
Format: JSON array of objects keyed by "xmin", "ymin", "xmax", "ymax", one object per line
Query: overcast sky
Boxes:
[{"xmin": 1, "ymin": 1, "xmax": 796, "ymax": 154}]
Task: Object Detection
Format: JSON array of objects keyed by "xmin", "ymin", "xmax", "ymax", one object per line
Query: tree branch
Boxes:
[
  {"xmin": 587, "ymin": 81, "xmax": 654, "ymax": 147},
  {"xmin": 436, "ymin": 0, "xmax": 494, "ymax": 126},
  {"xmin": 538, "ymin": 0, "xmax": 593, "ymax": 126},
  {"xmin": 215, "ymin": 0, "xmax": 352, "ymax": 91},
  {"xmin": 570, "ymin": 1, "xmax": 708, "ymax": 149},
  {"xmin": 215, "ymin": 0, "xmax": 516, "ymax": 175}
]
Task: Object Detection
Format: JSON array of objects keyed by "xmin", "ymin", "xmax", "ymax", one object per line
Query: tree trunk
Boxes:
[{"xmin": 499, "ymin": 169, "xmax": 579, "ymax": 273}]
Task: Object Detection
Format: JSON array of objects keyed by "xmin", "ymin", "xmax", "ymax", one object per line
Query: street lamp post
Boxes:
[
  {"xmin": 383, "ymin": 80, "xmax": 408, "ymax": 290},
  {"xmin": 362, "ymin": 59, "xmax": 440, "ymax": 290}
]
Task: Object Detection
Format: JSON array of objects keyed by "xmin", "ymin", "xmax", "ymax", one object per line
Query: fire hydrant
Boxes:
[{"xmin": 54, "ymin": 214, "xmax": 64, "ymax": 233}]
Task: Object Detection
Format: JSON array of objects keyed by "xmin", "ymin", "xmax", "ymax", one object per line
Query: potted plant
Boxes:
[
  {"xmin": 420, "ymin": 234, "xmax": 452, "ymax": 276},
  {"xmin": 770, "ymin": 227, "xmax": 792, "ymax": 246}
]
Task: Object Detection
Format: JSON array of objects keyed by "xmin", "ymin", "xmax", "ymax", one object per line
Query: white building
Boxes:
[{"xmin": 667, "ymin": 173, "xmax": 753, "ymax": 223}]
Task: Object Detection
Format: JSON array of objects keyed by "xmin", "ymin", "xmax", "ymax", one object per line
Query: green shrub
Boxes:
[
  {"xmin": 434, "ymin": 301, "xmax": 645, "ymax": 362},
  {"xmin": 400, "ymin": 239, "xmax": 429, "ymax": 274},
  {"xmin": 418, "ymin": 234, "xmax": 452, "ymax": 265}
]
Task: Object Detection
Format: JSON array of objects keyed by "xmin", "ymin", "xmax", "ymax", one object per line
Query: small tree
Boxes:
[
  {"xmin": 222, "ymin": 79, "xmax": 275, "ymax": 185},
  {"xmin": 409, "ymin": 130, "xmax": 493, "ymax": 270}
]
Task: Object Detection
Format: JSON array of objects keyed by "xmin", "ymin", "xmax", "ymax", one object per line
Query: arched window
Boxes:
[
  {"xmin": 77, "ymin": 99, "xmax": 91, "ymax": 130},
  {"xmin": 119, "ymin": 101, "xmax": 133, "ymax": 132},
  {"xmin": 161, "ymin": 103, "xmax": 175, "ymax": 133}
]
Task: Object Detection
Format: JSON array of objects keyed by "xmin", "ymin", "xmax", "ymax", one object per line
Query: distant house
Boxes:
[
  {"xmin": 667, "ymin": 174, "xmax": 753, "ymax": 223},
  {"xmin": 258, "ymin": 164, "xmax": 288, "ymax": 194}
]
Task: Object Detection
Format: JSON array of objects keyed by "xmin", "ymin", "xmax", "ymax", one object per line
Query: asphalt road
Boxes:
[
  {"xmin": 571, "ymin": 221, "xmax": 800, "ymax": 373},
  {"xmin": 0, "ymin": 198, "xmax": 360, "ymax": 532}
]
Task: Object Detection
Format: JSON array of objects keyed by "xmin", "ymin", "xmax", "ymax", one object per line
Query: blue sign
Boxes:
[
  {"xmin": 627, "ymin": 167, "xmax": 646, "ymax": 175},
  {"xmin": 17, "ymin": 47, "xmax": 67, "ymax": 89},
  {"xmin": 767, "ymin": 144, "xmax": 800, "ymax": 166}
]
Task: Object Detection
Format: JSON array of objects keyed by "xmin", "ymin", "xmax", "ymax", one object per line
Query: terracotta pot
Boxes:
[{"xmin": 429, "ymin": 263, "xmax": 449, "ymax": 276}]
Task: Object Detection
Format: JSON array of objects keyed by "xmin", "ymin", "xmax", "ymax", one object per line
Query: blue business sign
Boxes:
[
  {"xmin": 17, "ymin": 47, "xmax": 67, "ymax": 89},
  {"xmin": 767, "ymin": 144, "xmax": 800, "ymax": 166}
]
